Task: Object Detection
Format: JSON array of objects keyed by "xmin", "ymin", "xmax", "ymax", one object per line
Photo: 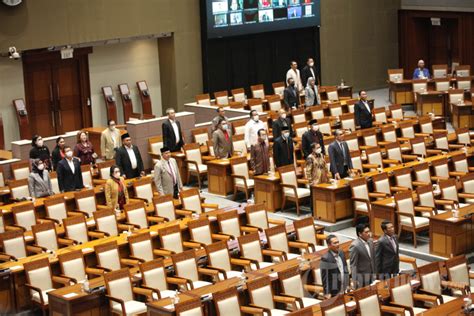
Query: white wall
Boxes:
[
  {"xmin": 89, "ymin": 39, "xmax": 163, "ymax": 126},
  {"xmin": 0, "ymin": 59, "xmax": 24, "ymax": 150},
  {"xmin": 402, "ymin": 0, "xmax": 474, "ymax": 11}
]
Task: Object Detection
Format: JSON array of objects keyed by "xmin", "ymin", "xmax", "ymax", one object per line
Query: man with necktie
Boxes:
[
  {"xmin": 328, "ymin": 129, "xmax": 353, "ymax": 179},
  {"xmin": 321, "ymin": 235, "xmax": 349, "ymax": 298},
  {"xmin": 375, "ymin": 220, "xmax": 400, "ymax": 280},
  {"xmin": 273, "ymin": 126, "xmax": 294, "ymax": 168},
  {"xmin": 354, "ymin": 90, "xmax": 373, "ymax": 129},
  {"xmin": 153, "ymin": 147, "xmax": 183, "ymax": 199},
  {"xmin": 283, "ymin": 77, "xmax": 300, "ymax": 110},
  {"xmin": 350, "ymin": 223, "xmax": 376, "ymax": 289}
]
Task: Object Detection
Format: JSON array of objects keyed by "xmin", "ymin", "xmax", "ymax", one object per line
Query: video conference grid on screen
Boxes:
[{"xmin": 206, "ymin": 0, "xmax": 320, "ymax": 38}]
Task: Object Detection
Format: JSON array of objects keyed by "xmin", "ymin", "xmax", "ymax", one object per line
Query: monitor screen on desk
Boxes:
[{"xmin": 204, "ymin": 0, "xmax": 321, "ymax": 39}]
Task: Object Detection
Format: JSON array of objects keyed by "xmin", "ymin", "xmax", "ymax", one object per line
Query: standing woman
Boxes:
[
  {"xmin": 29, "ymin": 135, "xmax": 52, "ymax": 171},
  {"xmin": 74, "ymin": 131, "xmax": 97, "ymax": 165},
  {"xmin": 105, "ymin": 165, "xmax": 129, "ymax": 210},
  {"xmin": 51, "ymin": 137, "xmax": 66, "ymax": 170},
  {"xmin": 28, "ymin": 159, "xmax": 54, "ymax": 198},
  {"xmin": 306, "ymin": 143, "xmax": 331, "ymax": 186}
]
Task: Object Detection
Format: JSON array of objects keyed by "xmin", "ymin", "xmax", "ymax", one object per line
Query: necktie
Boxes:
[
  {"xmin": 389, "ymin": 237, "xmax": 397, "ymax": 252},
  {"xmin": 168, "ymin": 161, "xmax": 176, "ymax": 185}
]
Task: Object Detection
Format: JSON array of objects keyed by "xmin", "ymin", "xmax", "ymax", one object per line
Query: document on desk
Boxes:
[{"xmin": 63, "ymin": 293, "xmax": 78, "ymax": 298}]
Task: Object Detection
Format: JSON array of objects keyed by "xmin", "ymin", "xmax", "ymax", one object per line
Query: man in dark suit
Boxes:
[
  {"xmin": 302, "ymin": 119, "xmax": 325, "ymax": 158},
  {"xmin": 301, "ymin": 57, "xmax": 319, "ymax": 87},
  {"xmin": 321, "ymin": 235, "xmax": 349, "ymax": 298},
  {"xmin": 283, "ymin": 78, "xmax": 299, "ymax": 110},
  {"xmin": 375, "ymin": 220, "xmax": 400, "ymax": 280},
  {"xmin": 273, "ymin": 126, "xmax": 294, "ymax": 168},
  {"xmin": 115, "ymin": 133, "xmax": 145, "ymax": 179},
  {"xmin": 272, "ymin": 109, "xmax": 294, "ymax": 139},
  {"xmin": 354, "ymin": 91, "xmax": 373, "ymax": 129},
  {"xmin": 350, "ymin": 223, "xmax": 376, "ymax": 289},
  {"xmin": 57, "ymin": 145, "xmax": 84, "ymax": 192},
  {"xmin": 328, "ymin": 130, "xmax": 353, "ymax": 179},
  {"xmin": 162, "ymin": 108, "xmax": 185, "ymax": 152}
]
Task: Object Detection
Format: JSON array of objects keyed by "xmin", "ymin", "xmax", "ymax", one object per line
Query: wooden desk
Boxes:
[
  {"xmin": 451, "ymin": 101, "xmax": 474, "ymax": 129},
  {"xmin": 207, "ymin": 159, "xmax": 233, "ymax": 196},
  {"xmin": 420, "ymin": 293, "xmax": 474, "ymax": 315},
  {"xmin": 254, "ymin": 174, "xmax": 282, "ymax": 212},
  {"xmin": 312, "ymin": 180, "xmax": 352, "ymax": 223},
  {"xmin": 429, "ymin": 205, "xmax": 474, "ymax": 258},
  {"xmin": 388, "ymin": 80, "xmax": 414, "ymax": 104},
  {"xmin": 370, "ymin": 198, "xmax": 397, "ymax": 237},
  {"xmin": 0, "ymin": 150, "xmax": 12, "ymax": 161},
  {"xmin": 415, "ymin": 91, "xmax": 445, "ymax": 116}
]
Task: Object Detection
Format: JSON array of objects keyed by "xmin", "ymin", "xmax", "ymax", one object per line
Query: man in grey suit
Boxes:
[
  {"xmin": 350, "ymin": 223, "xmax": 376, "ymax": 289},
  {"xmin": 375, "ymin": 220, "xmax": 399, "ymax": 280},
  {"xmin": 153, "ymin": 147, "xmax": 183, "ymax": 199},
  {"xmin": 328, "ymin": 130, "xmax": 353, "ymax": 179},
  {"xmin": 321, "ymin": 235, "xmax": 349, "ymax": 298}
]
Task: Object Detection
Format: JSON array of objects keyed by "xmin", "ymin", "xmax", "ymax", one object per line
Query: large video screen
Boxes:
[{"xmin": 206, "ymin": 0, "xmax": 320, "ymax": 39}]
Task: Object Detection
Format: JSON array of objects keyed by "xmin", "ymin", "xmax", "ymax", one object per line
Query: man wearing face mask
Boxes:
[
  {"xmin": 212, "ymin": 118, "xmax": 233, "ymax": 159},
  {"xmin": 301, "ymin": 57, "xmax": 319, "ymax": 88},
  {"xmin": 57, "ymin": 145, "xmax": 84, "ymax": 192},
  {"xmin": 328, "ymin": 130, "xmax": 353, "ymax": 180},
  {"xmin": 273, "ymin": 126, "xmax": 294, "ymax": 168},
  {"xmin": 250, "ymin": 129, "xmax": 271, "ymax": 175},
  {"xmin": 354, "ymin": 91, "xmax": 373, "ymax": 129},
  {"xmin": 283, "ymin": 78, "xmax": 299, "ymax": 110},
  {"xmin": 272, "ymin": 109, "xmax": 294, "ymax": 139},
  {"xmin": 101, "ymin": 119, "xmax": 121, "ymax": 160},
  {"xmin": 115, "ymin": 133, "xmax": 145, "ymax": 179},
  {"xmin": 29, "ymin": 135, "xmax": 52, "ymax": 171},
  {"xmin": 302, "ymin": 119, "xmax": 324, "ymax": 158},
  {"xmin": 244, "ymin": 110, "xmax": 266, "ymax": 149}
]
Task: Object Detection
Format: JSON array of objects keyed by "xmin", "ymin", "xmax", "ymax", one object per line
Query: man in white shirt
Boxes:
[
  {"xmin": 286, "ymin": 60, "xmax": 303, "ymax": 92},
  {"xmin": 115, "ymin": 133, "xmax": 145, "ymax": 179},
  {"xmin": 162, "ymin": 108, "xmax": 185, "ymax": 152},
  {"xmin": 350, "ymin": 223, "xmax": 376, "ymax": 289},
  {"xmin": 244, "ymin": 110, "xmax": 266, "ymax": 149},
  {"xmin": 354, "ymin": 90, "xmax": 373, "ymax": 129}
]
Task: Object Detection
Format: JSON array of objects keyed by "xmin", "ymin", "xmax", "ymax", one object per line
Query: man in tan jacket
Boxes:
[
  {"xmin": 100, "ymin": 120, "xmax": 121, "ymax": 160},
  {"xmin": 212, "ymin": 118, "xmax": 233, "ymax": 159},
  {"xmin": 153, "ymin": 147, "xmax": 182, "ymax": 198}
]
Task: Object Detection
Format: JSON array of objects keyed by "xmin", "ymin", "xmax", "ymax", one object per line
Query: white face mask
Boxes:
[
  {"xmin": 222, "ymin": 124, "xmax": 228, "ymax": 130},
  {"xmin": 36, "ymin": 139, "xmax": 44, "ymax": 147},
  {"xmin": 281, "ymin": 113, "xmax": 287, "ymax": 119},
  {"xmin": 253, "ymin": 115, "xmax": 259, "ymax": 122},
  {"xmin": 109, "ymin": 126, "xmax": 116, "ymax": 131},
  {"xmin": 309, "ymin": 62, "xmax": 314, "ymax": 67},
  {"xmin": 282, "ymin": 132, "xmax": 290, "ymax": 139},
  {"xmin": 65, "ymin": 151, "xmax": 73, "ymax": 158},
  {"xmin": 312, "ymin": 125, "xmax": 319, "ymax": 131},
  {"xmin": 37, "ymin": 164, "xmax": 45, "ymax": 171},
  {"xmin": 315, "ymin": 148, "xmax": 322, "ymax": 154}
]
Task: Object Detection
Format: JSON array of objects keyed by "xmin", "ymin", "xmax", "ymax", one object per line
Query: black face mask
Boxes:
[{"xmin": 290, "ymin": 83, "xmax": 295, "ymax": 87}]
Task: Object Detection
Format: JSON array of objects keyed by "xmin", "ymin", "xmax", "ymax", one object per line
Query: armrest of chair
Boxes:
[
  {"xmin": 90, "ymin": 229, "xmax": 110, "ymax": 237},
  {"xmin": 0, "ymin": 252, "xmax": 17, "ymax": 262},
  {"xmin": 87, "ymin": 230, "xmax": 106, "ymax": 239},
  {"xmin": 304, "ymin": 284, "xmax": 324, "ymax": 295},
  {"xmin": 175, "ymin": 209, "xmax": 193, "ymax": 217},
  {"xmin": 106, "ymin": 295, "xmax": 126, "ymax": 315},
  {"xmin": 25, "ymin": 283, "xmax": 47, "ymax": 306},
  {"xmin": 268, "ymin": 218, "xmax": 286, "ymax": 226},
  {"xmin": 273, "ymin": 295, "xmax": 298, "ymax": 310},
  {"xmin": 211, "ymin": 233, "xmax": 232, "ymax": 241},
  {"xmin": 185, "ymin": 160, "xmax": 200, "ymax": 172},
  {"xmin": 128, "ymin": 255, "xmax": 146, "ymax": 263},
  {"xmin": 427, "ymin": 149, "xmax": 443, "ymax": 155},
  {"xmin": 414, "ymin": 206, "xmax": 435, "ymax": 216},
  {"xmin": 43, "ymin": 217, "xmax": 61, "ymax": 225},
  {"xmin": 52, "ymin": 275, "xmax": 74, "ymax": 286},
  {"xmin": 458, "ymin": 192, "xmax": 474, "ymax": 199},
  {"xmin": 397, "ymin": 137, "xmax": 412, "ymax": 142},
  {"xmin": 132, "ymin": 287, "xmax": 154, "ymax": 301},
  {"xmin": 245, "ymin": 304, "xmax": 271, "ymax": 315},
  {"xmin": 413, "ymin": 293, "xmax": 439, "ymax": 304},
  {"xmin": 351, "ymin": 197, "xmax": 371, "ymax": 210},
  {"xmin": 31, "ymin": 244, "xmax": 49, "ymax": 253},
  {"xmin": 201, "ymin": 203, "xmax": 219, "ymax": 210},
  {"xmin": 449, "ymin": 171, "xmax": 467, "ymax": 177},
  {"xmin": 281, "ymin": 183, "xmax": 298, "ymax": 197},
  {"xmin": 402, "ymin": 154, "xmax": 419, "ymax": 161},
  {"xmin": 362, "ymin": 163, "xmax": 380, "ymax": 169},
  {"xmin": 368, "ymin": 192, "xmax": 390, "ymax": 199},
  {"xmin": 288, "ymin": 240, "xmax": 311, "ymax": 252},
  {"xmin": 26, "ymin": 245, "xmax": 44, "ymax": 254},
  {"xmin": 153, "ymin": 248, "xmax": 175, "ymax": 258},
  {"xmin": 441, "ymin": 280, "xmax": 469, "ymax": 292},
  {"xmin": 120, "ymin": 258, "xmax": 141, "ymax": 267},
  {"xmin": 67, "ymin": 211, "xmax": 88, "ymax": 218},
  {"xmin": 383, "ymin": 159, "xmax": 401, "ymax": 165},
  {"xmin": 183, "ymin": 241, "xmax": 204, "ymax": 249},
  {"xmin": 399, "ymin": 256, "xmax": 417, "ymax": 269},
  {"xmin": 241, "ymin": 224, "xmax": 263, "ymax": 232},
  {"xmin": 239, "ymin": 256, "xmax": 261, "ymax": 270},
  {"xmin": 198, "ymin": 267, "xmax": 221, "ymax": 278},
  {"xmin": 380, "ymin": 305, "xmax": 406, "ymax": 315},
  {"xmin": 231, "ymin": 174, "xmax": 248, "ymax": 188},
  {"xmin": 95, "ymin": 265, "xmax": 112, "ymax": 273},
  {"xmin": 146, "ymin": 215, "xmax": 166, "ymax": 224},
  {"xmin": 434, "ymin": 199, "xmax": 455, "ymax": 206},
  {"xmin": 92, "ymin": 179, "xmax": 107, "ymax": 186},
  {"xmin": 279, "ymin": 293, "xmax": 304, "ymax": 309},
  {"xmin": 240, "ymin": 305, "xmax": 267, "ymax": 315},
  {"xmin": 418, "ymin": 288, "xmax": 443, "ymax": 303},
  {"xmin": 57, "ymin": 274, "xmax": 78, "ymax": 285},
  {"xmin": 230, "ymin": 258, "xmax": 252, "ymax": 270},
  {"xmin": 414, "ymin": 133, "xmax": 430, "ymax": 138},
  {"xmin": 262, "ymin": 248, "xmax": 286, "ymax": 261},
  {"xmin": 58, "ymin": 237, "xmax": 76, "ymax": 247},
  {"xmin": 122, "ymin": 222, "xmax": 141, "ymax": 230},
  {"xmin": 166, "ymin": 276, "xmax": 193, "ymax": 290},
  {"xmin": 85, "ymin": 267, "xmax": 106, "ymax": 277},
  {"xmin": 391, "ymin": 186, "xmax": 410, "ymax": 192}
]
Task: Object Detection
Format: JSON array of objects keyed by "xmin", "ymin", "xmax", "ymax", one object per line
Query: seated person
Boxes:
[{"xmin": 413, "ymin": 59, "xmax": 430, "ymax": 79}]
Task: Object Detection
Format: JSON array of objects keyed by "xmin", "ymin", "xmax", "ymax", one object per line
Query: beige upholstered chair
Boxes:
[
  {"xmin": 416, "ymin": 184, "xmax": 450, "ymax": 216},
  {"xmin": 175, "ymin": 298, "xmax": 204, "ymax": 316},
  {"xmin": 460, "ymin": 173, "xmax": 474, "ymax": 204},
  {"xmin": 293, "ymin": 217, "xmax": 326, "ymax": 253},
  {"xmin": 0, "ymin": 229, "xmax": 42, "ymax": 261},
  {"xmin": 372, "ymin": 172, "xmax": 396, "ymax": 196},
  {"xmin": 216, "ymin": 209, "xmax": 249, "ymax": 239},
  {"xmin": 344, "ymin": 133, "xmax": 359, "ymax": 152},
  {"xmin": 243, "ymin": 203, "xmax": 285, "ymax": 232},
  {"xmin": 446, "ymin": 255, "xmax": 474, "ymax": 294},
  {"xmin": 11, "ymin": 202, "xmax": 37, "ymax": 231},
  {"xmin": 389, "ymin": 274, "xmax": 432, "ymax": 315},
  {"xmin": 138, "ymin": 259, "xmax": 176, "ymax": 300},
  {"xmin": 179, "ymin": 188, "xmax": 218, "ymax": 215},
  {"xmin": 250, "ymin": 84, "xmax": 265, "ymax": 99},
  {"xmin": 246, "ymin": 276, "xmax": 296, "ymax": 315},
  {"xmin": 372, "ymin": 107, "xmax": 387, "ymax": 125},
  {"xmin": 320, "ymin": 295, "xmax": 347, "ymax": 316},
  {"xmin": 457, "ymin": 79, "xmax": 471, "ymax": 90},
  {"xmin": 455, "ymin": 65, "xmax": 471, "ymax": 77},
  {"xmin": 214, "ymin": 287, "xmax": 251, "ymax": 315},
  {"xmin": 74, "ymin": 188, "xmax": 106, "ymax": 218},
  {"xmin": 205, "ymin": 241, "xmax": 246, "ymax": 279},
  {"xmin": 11, "ymin": 161, "xmax": 30, "ymax": 180},
  {"xmin": 433, "ymin": 132, "xmax": 464, "ymax": 152},
  {"xmin": 448, "ymin": 89, "xmax": 465, "ymax": 105},
  {"xmin": 410, "ymin": 137, "xmax": 442, "ymax": 157},
  {"xmin": 96, "ymin": 160, "xmax": 115, "ymax": 181},
  {"xmin": 231, "ymin": 88, "xmax": 246, "ymax": 103},
  {"xmin": 268, "ymin": 94, "xmax": 283, "ymax": 112},
  {"xmin": 94, "ymin": 241, "xmax": 137, "ymax": 273},
  {"xmin": 124, "ymin": 201, "xmax": 162, "ymax": 229},
  {"xmin": 451, "ymin": 153, "xmax": 474, "ymax": 174},
  {"xmin": 183, "ymin": 143, "xmax": 207, "ymax": 188},
  {"xmin": 265, "ymin": 225, "xmax": 307, "ymax": 260},
  {"xmin": 63, "ymin": 215, "xmax": 96, "ymax": 244},
  {"xmin": 412, "ymin": 163, "xmax": 433, "ymax": 186},
  {"xmin": 188, "ymin": 217, "xmax": 227, "ymax": 246},
  {"xmin": 93, "ymin": 209, "xmax": 129, "ymax": 237},
  {"xmin": 44, "ymin": 196, "xmax": 79, "ymax": 224},
  {"xmin": 387, "ymin": 68, "xmax": 403, "ymax": 82},
  {"xmin": 381, "ymin": 125, "xmax": 398, "ymax": 143},
  {"xmin": 153, "ymin": 194, "xmax": 191, "ymax": 222},
  {"xmin": 232, "ymin": 133, "xmax": 247, "ymax": 156},
  {"xmin": 432, "ymin": 64, "xmax": 448, "ymax": 78},
  {"xmin": 392, "ymin": 167, "xmax": 414, "ymax": 190},
  {"xmin": 360, "ymin": 128, "xmax": 379, "ymax": 150},
  {"xmin": 341, "ymin": 113, "xmax": 356, "ymax": 132},
  {"xmin": 248, "ymin": 98, "xmax": 264, "ymax": 112},
  {"xmin": 353, "ymin": 286, "xmax": 405, "ymax": 316},
  {"xmin": 58, "ymin": 250, "xmax": 103, "ymax": 283},
  {"xmin": 157, "ymin": 224, "xmax": 201, "ymax": 257},
  {"xmin": 272, "ymin": 82, "xmax": 285, "ymax": 97},
  {"xmin": 419, "ymin": 116, "xmax": 447, "ymax": 135},
  {"xmin": 385, "ymin": 142, "xmax": 418, "ymax": 164},
  {"xmin": 278, "ymin": 266, "xmax": 322, "ymax": 308},
  {"xmin": 311, "ymin": 105, "xmax": 325, "ymax": 121},
  {"xmin": 318, "ymin": 117, "xmax": 332, "ymax": 136},
  {"xmin": 350, "ymin": 150, "xmax": 363, "ymax": 174},
  {"xmin": 412, "ymin": 79, "xmax": 428, "ymax": 102},
  {"xmin": 9, "ymin": 179, "xmax": 30, "ymax": 200},
  {"xmin": 388, "ymin": 104, "xmax": 404, "ymax": 121},
  {"xmin": 455, "ymin": 127, "xmax": 474, "ymax": 147},
  {"xmin": 32, "ymin": 221, "xmax": 72, "ymax": 252},
  {"xmin": 395, "ymin": 191, "xmax": 431, "ymax": 248},
  {"xmin": 326, "ymin": 88, "xmax": 339, "ymax": 102},
  {"xmin": 439, "ymin": 178, "xmax": 472, "ymax": 207},
  {"xmin": 418, "ymin": 262, "xmax": 457, "ymax": 304},
  {"xmin": 238, "ymin": 232, "xmax": 279, "ymax": 270},
  {"xmin": 148, "ymin": 136, "xmax": 164, "ymax": 164},
  {"xmin": 214, "ymin": 90, "xmax": 230, "ymax": 106},
  {"xmin": 432, "ymin": 158, "xmax": 456, "ymax": 181},
  {"xmin": 80, "ymin": 165, "xmax": 93, "ymax": 188},
  {"xmin": 278, "ymin": 165, "xmax": 310, "ymax": 216},
  {"xmin": 195, "ymin": 93, "xmax": 211, "ymax": 105},
  {"xmin": 346, "ymin": 99, "xmax": 357, "ymax": 113},
  {"xmin": 172, "ymin": 249, "xmax": 215, "ymax": 289},
  {"xmin": 434, "ymin": 78, "xmax": 450, "ymax": 91},
  {"xmin": 328, "ymin": 102, "xmax": 343, "ymax": 118},
  {"xmin": 132, "ymin": 177, "xmax": 155, "ymax": 204},
  {"xmin": 349, "ymin": 177, "xmax": 384, "ymax": 220},
  {"xmin": 365, "ymin": 147, "xmax": 399, "ymax": 169},
  {"xmin": 104, "ymin": 268, "xmax": 148, "ymax": 315},
  {"xmin": 230, "ymin": 156, "xmax": 254, "ymax": 200}
]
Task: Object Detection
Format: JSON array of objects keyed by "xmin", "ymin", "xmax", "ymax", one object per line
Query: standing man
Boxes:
[
  {"xmin": 283, "ymin": 78, "xmax": 299, "ymax": 110},
  {"xmin": 302, "ymin": 119, "xmax": 324, "ymax": 158},
  {"xmin": 304, "ymin": 77, "xmax": 320, "ymax": 107},
  {"xmin": 375, "ymin": 220, "xmax": 400, "ymax": 280},
  {"xmin": 250, "ymin": 129, "xmax": 271, "ymax": 175},
  {"xmin": 115, "ymin": 133, "xmax": 145, "ymax": 179},
  {"xmin": 212, "ymin": 118, "xmax": 233, "ymax": 159},
  {"xmin": 354, "ymin": 91, "xmax": 373, "ymax": 129},
  {"xmin": 153, "ymin": 147, "xmax": 182, "ymax": 199},
  {"xmin": 162, "ymin": 108, "xmax": 185, "ymax": 152},
  {"xmin": 412, "ymin": 59, "xmax": 430, "ymax": 79},
  {"xmin": 321, "ymin": 235, "xmax": 349, "ymax": 298},
  {"xmin": 286, "ymin": 60, "xmax": 303, "ymax": 92},
  {"xmin": 244, "ymin": 110, "xmax": 266, "ymax": 149},
  {"xmin": 301, "ymin": 57, "xmax": 319, "ymax": 87},
  {"xmin": 273, "ymin": 126, "xmax": 294, "ymax": 168},
  {"xmin": 57, "ymin": 146, "xmax": 84, "ymax": 192},
  {"xmin": 350, "ymin": 224, "xmax": 376, "ymax": 289},
  {"xmin": 211, "ymin": 107, "xmax": 230, "ymax": 132},
  {"xmin": 328, "ymin": 130, "xmax": 352, "ymax": 179},
  {"xmin": 101, "ymin": 119, "xmax": 121, "ymax": 160},
  {"xmin": 272, "ymin": 109, "xmax": 293, "ymax": 139}
]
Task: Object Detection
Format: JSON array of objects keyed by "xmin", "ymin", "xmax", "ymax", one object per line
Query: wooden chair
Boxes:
[
  {"xmin": 366, "ymin": 147, "xmax": 399, "ymax": 169},
  {"xmin": 179, "ymin": 188, "xmax": 218, "ymax": 215},
  {"xmin": 341, "ymin": 113, "xmax": 356, "ymax": 132},
  {"xmin": 346, "ymin": 99, "xmax": 357, "ymax": 113},
  {"xmin": 381, "ymin": 125, "xmax": 398, "ymax": 144},
  {"xmin": 94, "ymin": 241, "xmax": 137, "ymax": 272},
  {"xmin": 455, "ymin": 65, "xmax": 471, "ymax": 77},
  {"xmin": 124, "ymin": 201, "xmax": 162, "ymax": 229},
  {"xmin": 74, "ymin": 188, "xmax": 107, "ymax": 218},
  {"xmin": 353, "ymin": 286, "xmax": 405, "ymax": 316},
  {"xmin": 389, "ymin": 274, "xmax": 435, "ymax": 314},
  {"xmin": 451, "ymin": 153, "xmax": 474, "ymax": 174},
  {"xmin": 410, "ymin": 137, "xmax": 441, "ymax": 157},
  {"xmin": 138, "ymin": 258, "xmax": 178, "ymax": 300},
  {"xmin": 457, "ymin": 78, "xmax": 472, "ymax": 90},
  {"xmin": 418, "ymin": 261, "xmax": 458, "ymax": 304},
  {"xmin": 250, "ymin": 84, "xmax": 265, "ymax": 99},
  {"xmin": 399, "ymin": 121, "xmax": 420, "ymax": 141},
  {"xmin": 214, "ymin": 90, "xmax": 229, "ymax": 105},
  {"xmin": 0, "ymin": 229, "xmax": 42, "ymax": 261},
  {"xmin": 191, "ymin": 127, "xmax": 210, "ymax": 153},
  {"xmin": 350, "ymin": 150, "xmax": 363, "ymax": 174},
  {"xmin": 11, "ymin": 160, "xmax": 30, "ymax": 180},
  {"xmin": 171, "ymin": 249, "xmax": 216, "ymax": 289},
  {"xmin": 387, "ymin": 68, "xmax": 403, "ymax": 82},
  {"xmin": 272, "ymin": 82, "xmax": 285, "ymax": 97},
  {"xmin": 132, "ymin": 176, "xmax": 155, "ymax": 203},
  {"xmin": 445, "ymin": 255, "xmax": 474, "ymax": 294},
  {"xmin": 432, "ymin": 64, "xmax": 448, "ymax": 78},
  {"xmin": 205, "ymin": 241, "xmax": 246, "ymax": 278},
  {"xmin": 80, "ymin": 165, "xmax": 93, "ymax": 188},
  {"xmin": 419, "ymin": 116, "xmax": 447, "ymax": 135},
  {"xmin": 350, "ymin": 177, "xmax": 378, "ymax": 220},
  {"xmin": 328, "ymin": 102, "xmax": 343, "ymax": 118},
  {"xmin": 448, "ymin": 89, "xmax": 465, "ymax": 105},
  {"xmin": 157, "ymin": 224, "xmax": 200, "ymax": 257},
  {"xmin": 412, "ymin": 162, "xmax": 433, "ymax": 186},
  {"xmin": 152, "ymin": 194, "xmax": 190, "ymax": 222},
  {"xmin": 385, "ymin": 142, "xmax": 417, "ymax": 164},
  {"xmin": 265, "ymin": 224, "xmax": 306, "ymax": 260},
  {"xmin": 93, "ymin": 209, "xmax": 131, "ymax": 237},
  {"xmin": 175, "ymin": 298, "xmax": 204, "ymax": 316},
  {"xmin": 432, "ymin": 157, "xmax": 460, "ymax": 180},
  {"xmin": 455, "ymin": 127, "xmax": 474, "ymax": 147},
  {"xmin": 278, "ymin": 164, "xmax": 311, "ymax": 215},
  {"xmin": 230, "ymin": 156, "xmax": 254, "ymax": 200},
  {"xmin": 326, "ymin": 87, "xmax": 339, "ymax": 102},
  {"xmin": 267, "ymin": 94, "xmax": 283, "ymax": 112},
  {"xmin": 9, "ymin": 178, "xmax": 30, "ymax": 200},
  {"xmin": 188, "ymin": 217, "xmax": 227, "ymax": 246},
  {"xmin": 291, "ymin": 108, "xmax": 306, "ymax": 124},
  {"xmin": 434, "ymin": 78, "xmax": 450, "ymax": 91},
  {"xmin": 216, "ymin": 209, "xmax": 246, "ymax": 239},
  {"xmin": 360, "ymin": 128, "xmax": 379, "ymax": 150},
  {"xmin": 318, "ymin": 117, "xmax": 332, "ymax": 136},
  {"xmin": 245, "ymin": 275, "xmax": 296, "ymax": 314},
  {"xmin": 103, "ymin": 268, "xmax": 148, "ymax": 315},
  {"xmin": 11, "ymin": 202, "xmax": 37, "ymax": 231},
  {"xmin": 433, "ymin": 132, "xmax": 464, "ymax": 152},
  {"xmin": 460, "ymin": 173, "xmax": 474, "ymax": 203},
  {"xmin": 388, "ymin": 104, "xmax": 404, "ymax": 121},
  {"xmin": 439, "ymin": 178, "xmax": 473, "ymax": 207},
  {"xmin": 392, "ymin": 167, "xmax": 414, "ymax": 190},
  {"xmin": 344, "ymin": 133, "xmax": 360, "ymax": 152},
  {"xmin": 44, "ymin": 196, "xmax": 77, "ymax": 224},
  {"xmin": 232, "ymin": 133, "xmax": 248, "ymax": 156},
  {"xmin": 310, "ymin": 105, "xmax": 325, "ymax": 121},
  {"xmin": 395, "ymin": 191, "xmax": 431, "ymax": 248},
  {"xmin": 58, "ymin": 250, "xmax": 103, "ymax": 283},
  {"xmin": 128, "ymin": 232, "xmax": 162, "ymax": 262},
  {"xmin": 293, "ymin": 217, "xmax": 326, "ymax": 252},
  {"xmin": 278, "ymin": 266, "xmax": 322, "ymax": 308},
  {"xmin": 320, "ymin": 295, "xmax": 348, "ymax": 316},
  {"xmin": 183, "ymin": 143, "xmax": 207, "ymax": 188},
  {"xmin": 238, "ymin": 232, "xmax": 280, "ymax": 270},
  {"xmin": 195, "ymin": 93, "xmax": 211, "ymax": 105},
  {"xmin": 231, "ymin": 88, "xmax": 246, "ymax": 103},
  {"xmin": 96, "ymin": 160, "xmax": 116, "ymax": 181},
  {"xmin": 32, "ymin": 221, "xmax": 71, "ymax": 252},
  {"xmin": 412, "ymin": 79, "xmax": 428, "ymax": 102},
  {"xmin": 372, "ymin": 172, "xmax": 397, "ymax": 196},
  {"xmin": 148, "ymin": 136, "xmax": 163, "ymax": 164},
  {"xmin": 248, "ymin": 98, "xmax": 264, "ymax": 112},
  {"xmin": 214, "ymin": 287, "xmax": 253, "ymax": 315},
  {"xmin": 63, "ymin": 215, "xmax": 99, "ymax": 244},
  {"xmin": 416, "ymin": 184, "xmax": 451, "ymax": 216},
  {"xmin": 243, "ymin": 203, "xmax": 285, "ymax": 232}
]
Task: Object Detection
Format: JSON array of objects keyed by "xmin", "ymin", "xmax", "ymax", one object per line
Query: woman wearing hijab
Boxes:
[
  {"xmin": 74, "ymin": 131, "xmax": 98, "ymax": 165},
  {"xmin": 51, "ymin": 137, "xmax": 66, "ymax": 170},
  {"xmin": 105, "ymin": 165, "xmax": 129, "ymax": 210},
  {"xmin": 305, "ymin": 142, "xmax": 331, "ymax": 185},
  {"xmin": 28, "ymin": 159, "xmax": 54, "ymax": 198},
  {"xmin": 29, "ymin": 135, "xmax": 52, "ymax": 170},
  {"xmin": 304, "ymin": 77, "xmax": 321, "ymax": 107}
]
